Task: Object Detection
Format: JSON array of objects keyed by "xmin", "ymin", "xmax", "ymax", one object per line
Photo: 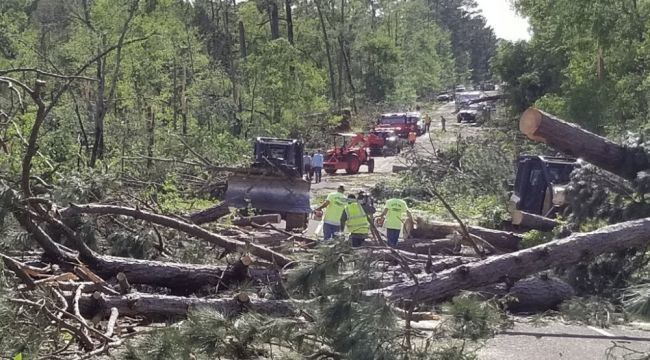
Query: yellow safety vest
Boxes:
[
  {"xmin": 324, "ymin": 192, "xmax": 348, "ymax": 225},
  {"xmin": 345, "ymin": 202, "xmax": 369, "ymax": 234},
  {"xmin": 384, "ymin": 198, "xmax": 408, "ymax": 230}
]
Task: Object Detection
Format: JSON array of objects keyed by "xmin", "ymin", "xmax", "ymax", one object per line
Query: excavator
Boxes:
[{"xmin": 224, "ymin": 137, "xmax": 311, "ymax": 230}]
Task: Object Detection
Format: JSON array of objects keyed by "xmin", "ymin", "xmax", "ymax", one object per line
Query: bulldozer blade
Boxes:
[{"xmin": 225, "ymin": 174, "xmax": 312, "ymax": 214}]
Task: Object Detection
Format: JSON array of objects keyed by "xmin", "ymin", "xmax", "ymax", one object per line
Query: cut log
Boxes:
[
  {"xmin": 369, "ymin": 218, "xmax": 650, "ymax": 303},
  {"xmin": 68, "ymin": 204, "xmax": 293, "ymax": 267},
  {"xmin": 519, "ymin": 108, "xmax": 649, "ymax": 181},
  {"xmin": 392, "ymin": 165, "xmax": 410, "ymax": 173},
  {"xmin": 232, "ymin": 214, "xmax": 281, "ymax": 227},
  {"xmin": 395, "ymin": 238, "xmax": 457, "ymax": 254},
  {"xmin": 477, "ymin": 276, "xmax": 574, "ymax": 313},
  {"xmin": 87, "ymin": 255, "xmax": 276, "ymax": 293},
  {"xmin": 80, "ymin": 292, "xmax": 296, "ymax": 318},
  {"xmin": 187, "ymin": 202, "xmax": 231, "ymax": 225},
  {"xmin": 412, "ymin": 217, "xmax": 522, "ymax": 251},
  {"xmin": 511, "ymin": 210, "xmax": 559, "ymax": 232}
]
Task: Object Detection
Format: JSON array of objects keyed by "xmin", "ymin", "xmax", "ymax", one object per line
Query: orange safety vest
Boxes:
[{"xmin": 408, "ymin": 132, "xmax": 417, "ymax": 142}]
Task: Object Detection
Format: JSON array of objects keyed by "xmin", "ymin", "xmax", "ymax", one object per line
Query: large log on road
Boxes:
[
  {"xmin": 511, "ymin": 210, "xmax": 559, "ymax": 232},
  {"xmin": 369, "ymin": 218, "xmax": 650, "ymax": 303},
  {"xmin": 477, "ymin": 276, "xmax": 574, "ymax": 313},
  {"xmin": 520, "ymin": 108, "xmax": 649, "ymax": 180},
  {"xmin": 412, "ymin": 217, "xmax": 522, "ymax": 251},
  {"xmin": 80, "ymin": 292, "xmax": 296, "ymax": 318}
]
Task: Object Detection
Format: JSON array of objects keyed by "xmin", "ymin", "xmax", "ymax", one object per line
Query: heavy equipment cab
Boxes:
[
  {"xmin": 252, "ymin": 137, "xmax": 304, "ymax": 177},
  {"xmin": 510, "ymin": 156, "xmax": 578, "ymax": 217}
]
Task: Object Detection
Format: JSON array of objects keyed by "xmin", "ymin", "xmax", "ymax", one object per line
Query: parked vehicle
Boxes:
[
  {"xmin": 375, "ymin": 112, "xmax": 424, "ymax": 137},
  {"xmin": 367, "ymin": 130, "xmax": 404, "ymax": 156},
  {"xmin": 436, "ymin": 93, "xmax": 452, "ymax": 102}
]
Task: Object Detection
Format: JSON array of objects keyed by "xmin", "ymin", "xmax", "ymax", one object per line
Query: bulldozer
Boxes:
[
  {"xmin": 509, "ymin": 155, "xmax": 579, "ymax": 218},
  {"xmin": 224, "ymin": 137, "xmax": 311, "ymax": 230}
]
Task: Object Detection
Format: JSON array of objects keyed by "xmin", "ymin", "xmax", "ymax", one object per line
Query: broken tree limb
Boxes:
[
  {"xmin": 187, "ymin": 202, "xmax": 231, "ymax": 225},
  {"xmin": 68, "ymin": 203, "xmax": 293, "ymax": 267},
  {"xmin": 371, "ymin": 218, "xmax": 650, "ymax": 303},
  {"xmin": 411, "ymin": 217, "xmax": 522, "ymax": 251},
  {"xmin": 80, "ymin": 292, "xmax": 296, "ymax": 318},
  {"xmin": 519, "ymin": 108, "xmax": 649, "ymax": 181},
  {"xmin": 395, "ymin": 238, "xmax": 457, "ymax": 255},
  {"xmin": 511, "ymin": 210, "xmax": 559, "ymax": 232},
  {"xmin": 232, "ymin": 214, "xmax": 281, "ymax": 227}
]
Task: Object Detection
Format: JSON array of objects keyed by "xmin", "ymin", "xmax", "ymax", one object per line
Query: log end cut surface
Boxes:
[{"xmin": 519, "ymin": 108, "xmax": 543, "ymax": 139}]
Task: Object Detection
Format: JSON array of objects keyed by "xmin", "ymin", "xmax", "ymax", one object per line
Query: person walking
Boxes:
[
  {"xmin": 312, "ymin": 149, "xmax": 324, "ymax": 183},
  {"xmin": 376, "ymin": 198, "xmax": 413, "ymax": 247},
  {"xmin": 408, "ymin": 130, "xmax": 417, "ymax": 148},
  {"xmin": 313, "ymin": 184, "xmax": 347, "ymax": 240},
  {"xmin": 303, "ymin": 152, "xmax": 312, "ymax": 181},
  {"xmin": 341, "ymin": 194, "xmax": 371, "ymax": 247},
  {"xmin": 440, "ymin": 115, "xmax": 446, "ymax": 132},
  {"xmin": 424, "ymin": 113, "xmax": 432, "ymax": 133}
]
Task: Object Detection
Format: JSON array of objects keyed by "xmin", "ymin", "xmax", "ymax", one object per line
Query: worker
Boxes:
[
  {"xmin": 440, "ymin": 115, "xmax": 446, "ymax": 132},
  {"xmin": 424, "ymin": 113, "xmax": 432, "ymax": 133},
  {"xmin": 312, "ymin": 149, "xmax": 324, "ymax": 183},
  {"xmin": 341, "ymin": 194, "xmax": 370, "ymax": 247},
  {"xmin": 313, "ymin": 184, "xmax": 348, "ymax": 240},
  {"xmin": 408, "ymin": 130, "xmax": 417, "ymax": 147},
  {"xmin": 376, "ymin": 198, "xmax": 413, "ymax": 247},
  {"xmin": 303, "ymin": 152, "xmax": 312, "ymax": 181}
]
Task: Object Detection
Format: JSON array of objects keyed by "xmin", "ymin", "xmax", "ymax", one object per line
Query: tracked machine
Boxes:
[{"xmin": 224, "ymin": 137, "xmax": 311, "ymax": 230}]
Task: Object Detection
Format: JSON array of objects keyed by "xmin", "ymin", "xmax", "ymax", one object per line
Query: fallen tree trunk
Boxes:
[
  {"xmin": 395, "ymin": 238, "xmax": 457, "ymax": 254},
  {"xmin": 79, "ymin": 292, "xmax": 296, "ymax": 318},
  {"xmin": 371, "ymin": 218, "xmax": 650, "ymax": 303},
  {"xmin": 68, "ymin": 204, "xmax": 293, "ymax": 267},
  {"xmin": 412, "ymin": 217, "xmax": 522, "ymax": 251},
  {"xmin": 187, "ymin": 202, "xmax": 231, "ymax": 225},
  {"xmin": 511, "ymin": 210, "xmax": 559, "ymax": 232},
  {"xmin": 232, "ymin": 214, "xmax": 281, "ymax": 227},
  {"xmin": 519, "ymin": 108, "xmax": 649, "ymax": 181},
  {"xmin": 476, "ymin": 276, "xmax": 574, "ymax": 313}
]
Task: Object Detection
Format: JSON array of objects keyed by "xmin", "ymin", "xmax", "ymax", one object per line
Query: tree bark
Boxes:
[
  {"xmin": 187, "ymin": 202, "xmax": 231, "ymax": 225},
  {"xmin": 285, "ymin": 0, "xmax": 294, "ymax": 45},
  {"xmin": 412, "ymin": 217, "xmax": 522, "ymax": 251},
  {"xmin": 238, "ymin": 21, "xmax": 248, "ymax": 58},
  {"xmin": 519, "ymin": 108, "xmax": 649, "ymax": 180},
  {"xmin": 232, "ymin": 214, "xmax": 281, "ymax": 227},
  {"xmin": 372, "ymin": 218, "xmax": 650, "ymax": 303},
  {"xmin": 269, "ymin": 2, "xmax": 280, "ymax": 40},
  {"xmin": 477, "ymin": 276, "xmax": 574, "ymax": 313},
  {"xmin": 315, "ymin": 0, "xmax": 337, "ymax": 102},
  {"xmin": 146, "ymin": 105, "xmax": 155, "ymax": 169},
  {"xmin": 79, "ymin": 292, "xmax": 296, "ymax": 318},
  {"xmin": 395, "ymin": 238, "xmax": 457, "ymax": 254},
  {"xmin": 511, "ymin": 210, "xmax": 559, "ymax": 232},
  {"xmin": 67, "ymin": 204, "xmax": 294, "ymax": 267}
]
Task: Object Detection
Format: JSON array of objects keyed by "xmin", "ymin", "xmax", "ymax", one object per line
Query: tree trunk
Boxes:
[
  {"xmin": 519, "ymin": 108, "xmax": 649, "ymax": 180},
  {"xmin": 395, "ymin": 238, "xmax": 457, "ymax": 255},
  {"xmin": 477, "ymin": 276, "xmax": 574, "ymax": 313},
  {"xmin": 187, "ymin": 202, "xmax": 231, "ymax": 225},
  {"xmin": 511, "ymin": 210, "xmax": 559, "ymax": 232},
  {"xmin": 285, "ymin": 0, "xmax": 294, "ymax": 45},
  {"xmin": 412, "ymin": 217, "xmax": 522, "ymax": 251},
  {"xmin": 146, "ymin": 106, "xmax": 155, "ymax": 169},
  {"xmin": 315, "ymin": 0, "xmax": 337, "ymax": 102},
  {"xmin": 238, "ymin": 21, "xmax": 248, "ymax": 58},
  {"xmin": 373, "ymin": 218, "xmax": 650, "ymax": 303},
  {"xmin": 269, "ymin": 2, "xmax": 280, "ymax": 40},
  {"xmin": 79, "ymin": 292, "xmax": 295, "ymax": 318},
  {"xmin": 67, "ymin": 204, "xmax": 294, "ymax": 267}
]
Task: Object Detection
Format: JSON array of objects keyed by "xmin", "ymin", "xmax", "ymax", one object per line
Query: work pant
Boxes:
[
  {"xmin": 304, "ymin": 165, "xmax": 312, "ymax": 180},
  {"xmin": 425, "ymin": 123, "xmax": 431, "ymax": 132},
  {"xmin": 386, "ymin": 228, "xmax": 401, "ymax": 247},
  {"xmin": 313, "ymin": 166, "xmax": 322, "ymax": 183},
  {"xmin": 349, "ymin": 233, "xmax": 367, "ymax": 247},
  {"xmin": 323, "ymin": 223, "xmax": 340, "ymax": 241}
]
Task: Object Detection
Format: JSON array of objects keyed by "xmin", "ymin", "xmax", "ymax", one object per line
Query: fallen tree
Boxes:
[
  {"xmin": 370, "ymin": 217, "xmax": 650, "ymax": 303},
  {"xmin": 67, "ymin": 203, "xmax": 293, "ymax": 267},
  {"xmin": 477, "ymin": 276, "xmax": 574, "ymax": 313},
  {"xmin": 511, "ymin": 210, "xmax": 559, "ymax": 232},
  {"xmin": 519, "ymin": 108, "xmax": 649, "ymax": 181},
  {"xmin": 411, "ymin": 217, "xmax": 522, "ymax": 251}
]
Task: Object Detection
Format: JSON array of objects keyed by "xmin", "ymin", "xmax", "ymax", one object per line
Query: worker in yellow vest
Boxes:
[
  {"xmin": 341, "ymin": 194, "xmax": 370, "ymax": 247},
  {"xmin": 377, "ymin": 198, "xmax": 413, "ymax": 247},
  {"xmin": 313, "ymin": 184, "xmax": 348, "ymax": 240}
]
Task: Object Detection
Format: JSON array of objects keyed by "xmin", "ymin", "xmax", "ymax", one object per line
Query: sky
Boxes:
[{"xmin": 475, "ymin": 0, "xmax": 531, "ymax": 42}]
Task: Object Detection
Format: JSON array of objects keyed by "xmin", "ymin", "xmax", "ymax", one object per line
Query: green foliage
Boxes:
[
  {"xmin": 443, "ymin": 295, "xmax": 505, "ymax": 341},
  {"xmin": 521, "ymin": 230, "xmax": 553, "ymax": 249},
  {"xmin": 559, "ymin": 297, "xmax": 624, "ymax": 327},
  {"xmin": 622, "ymin": 283, "xmax": 650, "ymax": 321}
]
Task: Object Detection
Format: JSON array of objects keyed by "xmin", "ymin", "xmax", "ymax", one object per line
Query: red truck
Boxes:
[{"xmin": 374, "ymin": 112, "xmax": 424, "ymax": 138}]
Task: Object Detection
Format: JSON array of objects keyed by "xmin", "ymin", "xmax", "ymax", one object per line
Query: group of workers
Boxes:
[
  {"xmin": 302, "ymin": 150, "xmax": 324, "ymax": 183},
  {"xmin": 313, "ymin": 184, "xmax": 413, "ymax": 247}
]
